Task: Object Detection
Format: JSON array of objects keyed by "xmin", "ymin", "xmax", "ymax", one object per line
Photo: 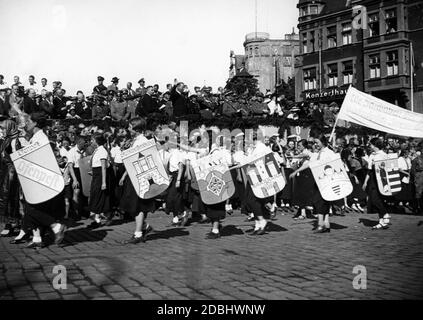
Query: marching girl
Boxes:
[
  {"xmin": 87, "ymin": 132, "xmax": 111, "ymax": 229},
  {"xmin": 244, "ymin": 132, "xmax": 272, "ymax": 235},
  {"xmin": 291, "ymin": 139, "xmax": 315, "ymax": 220},
  {"xmin": 0, "ymin": 120, "xmax": 26, "ymax": 237},
  {"xmin": 289, "ymin": 132, "xmax": 338, "ymax": 233},
  {"xmin": 110, "ymin": 136, "xmax": 126, "ymax": 217},
  {"xmin": 165, "ymin": 139, "xmax": 186, "ymax": 226},
  {"xmin": 120, "ymin": 118, "xmax": 155, "ymax": 244},
  {"xmin": 280, "ymin": 139, "xmax": 297, "ymax": 208},
  {"xmin": 20, "ymin": 112, "xmax": 67, "ymax": 248},
  {"xmin": 362, "ymin": 138, "xmax": 392, "ymax": 230}
]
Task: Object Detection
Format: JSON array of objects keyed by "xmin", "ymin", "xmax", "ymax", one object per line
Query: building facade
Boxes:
[
  {"xmin": 230, "ymin": 30, "xmax": 300, "ymax": 94},
  {"xmin": 295, "ymin": 0, "xmax": 423, "ymax": 113}
]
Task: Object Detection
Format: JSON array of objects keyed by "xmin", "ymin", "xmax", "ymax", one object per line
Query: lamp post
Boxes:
[{"xmin": 274, "ymin": 48, "xmax": 279, "ymax": 94}]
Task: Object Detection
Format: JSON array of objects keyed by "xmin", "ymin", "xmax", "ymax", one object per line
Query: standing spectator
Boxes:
[
  {"xmin": 0, "ymin": 88, "xmax": 9, "ymax": 116},
  {"xmin": 26, "ymin": 75, "xmax": 40, "ymax": 94},
  {"xmin": 135, "ymin": 78, "xmax": 146, "ymax": 96},
  {"xmin": 0, "ymin": 75, "xmax": 8, "ymax": 90},
  {"xmin": 40, "ymin": 78, "xmax": 52, "ymax": 93},
  {"xmin": 126, "ymin": 82, "xmax": 136, "ymax": 97},
  {"xmin": 110, "ymin": 91, "xmax": 130, "ymax": 121},
  {"xmin": 136, "ymin": 86, "xmax": 158, "ymax": 117},
  {"xmin": 107, "ymin": 77, "xmax": 119, "ymax": 93},
  {"xmin": 93, "ymin": 76, "xmax": 107, "ymax": 95},
  {"xmin": 152, "ymin": 84, "xmax": 162, "ymax": 100},
  {"xmin": 74, "ymin": 91, "xmax": 92, "ymax": 120},
  {"xmin": 23, "ymin": 89, "xmax": 39, "ymax": 114},
  {"xmin": 39, "ymin": 90, "xmax": 55, "ymax": 118},
  {"xmin": 170, "ymin": 82, "xmax": 188, "ymax": 117},
  {"xmin": 411, "ymin": 143, "xmax": 423, "ymax": 214},
  {"xmin": 123, "ymin": 89, "xmax": 137, "ymax": 119},
  {"xmin": 53, "ymin": 89, "xmax": 68, "ymax": 119},
  {"xmin": 91, "ymin": 94, "xmax": 110, "ymax": 120},
  {"xmin": 8, "ymin": 84, "xmax": 24, "ymax": 117},
  {"xmin": 12, "ymin": 76, "xmax": 23, "ymax": 88}
]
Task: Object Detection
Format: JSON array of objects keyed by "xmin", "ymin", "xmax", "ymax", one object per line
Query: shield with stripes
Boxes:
[
  {"xmin": 241, "ymin": 152, "xmax": 286, "ymax": 199},
  {"xmin": 309, "ymin": 155, "xmax": 353, "ymax": 202},
  {"xmin": 374, "ymin": 154, "xmax": 402, "ymax": 196},
  {"xmin": 11, "ymin": 140, "xmax": 65, "ymax": 204}
]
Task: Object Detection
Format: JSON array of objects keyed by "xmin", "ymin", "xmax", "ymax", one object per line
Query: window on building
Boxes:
[
  {"xmin": 249, "ymin": 47, "xmax": 253, "ymax": 57},
  {"xmin": 369, "ymin": 54, "xmax": 381, "ymax": 78},
  {"xmin": 387, "ymin": 50, "xmax": 399, "ymax": 76},
  {"xmin": 310, "ymin": 31, "xmax": 316, "ymax": 52},
  {"xmin": 304, "ymin": 68, "xmax": 317, "ymax": 91},
  {"xmin": 302, "ymin": 33, "xmax": 308, "ymax": 54},
  {"xmin": 300, "ymin": 7, "xmax": 308, "ymax": 17},
  {"xmin": 310, "ymin": 5, "xmax": 318, "ymax": 15},
  {"xmin": 327, "ymin": 26, "xmax": 337, "ymax": 48},
  {"xmin": 328, "ymin": 63, "xmax": 338, "ymax": 87},
  {"xmin": 342, "ymin": 22, "xmax": 352, "ymax": 45},
  {"xmin": 254, "ymin": 46, "xmax": 259, "ymax": 56},
  {"xmin": 385, "ymin": 9, "xmax": 398, "ymax": 34},
  {"xmin": 342, "ymin": 60, "xmax": 354, "ymax": 84},
  {"xmin": 368, "ymin": 13, "xmax": 380, "ymax": 37}
]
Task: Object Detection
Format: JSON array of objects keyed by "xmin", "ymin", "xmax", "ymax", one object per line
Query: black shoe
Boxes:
[
  {"xmin": 87, "ymin": 221, "xmax": 102, "ymax": 229},
  {"xmin": 54, "ymin": 224, "xmax": 67, "ymax": 245},
  {"xmin": 248, "ymin": 229, "xmax": 260, "ymax": 236},
  {"xmin": 142, "ymin": 225, "xmax": 153, "ymax": 236},
  {"xmin": 206, "ymin": 232, "xmax": 220, "ymax": 239},
  {"xmin": 124, "ymin": 235, "xmax": 145, "ymax": 244},
  {"xmin": 26, "ymin": 241, "xmax": 45, "ymax": 249}
]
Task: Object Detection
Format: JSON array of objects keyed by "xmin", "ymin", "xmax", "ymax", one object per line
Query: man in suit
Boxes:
[
  {"xmin": 53, "ymin": 89, "xmax": 68, "ymax": 119},
  {"xmin": 23, "ymin": 89, "xmax": 39, "ymax": 114},
  {"xmin": 170, "ymin": 82, "xmax": 188, "ymax": 118},
  {"xmin": 0, "ymin": 88, "xmax": 9, "ymax": 117},
  {"xmin": 136, "ymin": 86, "xmax": 159, "ymax": 117},
  {"xmin": 39, "ymin": 89, "xmax": 55, "ymax": 118},
  {"xmin": 8, "ymin": 84, "xmax": 24, "ymax": 118}
]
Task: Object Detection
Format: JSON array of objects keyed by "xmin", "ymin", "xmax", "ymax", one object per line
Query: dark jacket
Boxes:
[
  {"xmin": 169, "ymin": 87, "xmax": 188, "ymax": 117},
  {"xmin": 136, "ymin": 93, "xmax": 158, "ymax": 117},
  {"xmin": 39, "ymin": 98, "xmax": 55, "ymax": 118},
  {"xmin": 23, "ymin": 96, "xmax": 39, "ymax": 114},
  {"xmin": 53, "ymin": 96, "xmax": 68, "ymax": 119}
]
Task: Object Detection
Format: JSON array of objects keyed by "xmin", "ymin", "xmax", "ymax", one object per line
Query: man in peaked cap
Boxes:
[
  {"xmin": 107, "ymin": 77, "xmax": 119, "ymax": 92},
  {"xmin": 135, "ymin": 78, "xmax": 147, "ymax": 96},
  {"xmin": 93, "ymin": 76, "xmax": 107, "ymax": 95}
]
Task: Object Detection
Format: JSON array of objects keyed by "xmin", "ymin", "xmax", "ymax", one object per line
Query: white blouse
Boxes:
[{"xmin": 91, "ymin": 146, "xmax": 109, "ymax": 168}]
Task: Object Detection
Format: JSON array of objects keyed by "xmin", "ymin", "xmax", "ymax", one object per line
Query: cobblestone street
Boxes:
[{"xmin": 1, "ymin": 209, "xmax": 423, "ymax": 300}]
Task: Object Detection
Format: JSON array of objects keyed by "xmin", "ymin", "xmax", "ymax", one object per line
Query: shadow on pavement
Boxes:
[
  {"xmin": 329, "ymin": 222, "xmax": 348, "ymax": 230},
  {"xmin": 220, "ymin": 225, "xmax": 244, "ymax": 237},
  {"xmin": 358, "ymin": 218, "xmax": 379, "ymax": 228},
  {"xmin": 60, "ymin": 228, "xmax": 112, "ymax": 246},
  {"xmin": 266, "ymin": 222, "xmax": 288, "ymax": 232},
  {"xmin": 146, "ymin": 227, "xmax": 189, "ymax": 241}
]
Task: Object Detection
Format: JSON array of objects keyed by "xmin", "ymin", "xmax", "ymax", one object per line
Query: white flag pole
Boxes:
[{"xmin": 329, "ymin": 85, "xmax": 352, "ymax": 144}]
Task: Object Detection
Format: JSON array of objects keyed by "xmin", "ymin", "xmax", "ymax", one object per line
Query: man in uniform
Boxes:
[
  {"xmin": 108, "ymin": 77, "xmax": 119, "ymax": 92},
  {"xmin": 93, "ymin": 76, "xmax": 107, "ymax": 95}
]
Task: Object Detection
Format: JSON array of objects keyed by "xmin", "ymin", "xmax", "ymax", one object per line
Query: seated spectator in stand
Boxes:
[
  {"xmin": 311, "ymin": 103, "xmax": 324, "ymax": 124},
  {"xmin": 265, "ymin": 95, "xmax": 283, "ymax": 116},
  {"xmin": 40, "ymin": 78, "xmax": 52, "ymax": 93},
  {"xmin": 249, "ymin": 94, "xmax": 269, "ymax": 116},
  {"xmin": 136, "ymin": 86, "xmax": 159, "ymax": 117},
  {"xmin": 158, "ymin": 92, "xmax": 173, "ymax": 118},
  {"xmin": 39, "ymin": 89, "xmax": 55, "ymax": 118},
  {"xmin": 23, "ymin": 88, "xmax": 39, "ymax": 114},
  {"xmin": 323, "ymin": 103, "xmax": 335, "ymax": 127},
  {"xmin": 152, "ymin": 84, "xmax": 162, "ymax": 100},
  {"xmin": 75, "ymin": 91, "xmax": 92, "ymax": 120},
  {"xmin": 66, "ymin": 106, "xmax": 81, "ymax": 119},
  {"xmin": 110, "ymin": 91, "xmax": 130, "ymax": 121},
  {"xmin": 26, "ymin": 75, "xmax": 40, "ymax": 94}
]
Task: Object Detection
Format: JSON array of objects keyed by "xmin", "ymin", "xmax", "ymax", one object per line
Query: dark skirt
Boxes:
[
  {"xmin": 89, "ymin": 167, "xmax": 110, "ymax": 214},
  {"xmin": 366, "ymin": 171, "xmax": 388, "ymax": 217},
  {"xmin": 165, "ymin": 172, "xmax": 185, "ymax": 215},
  {"xmin": 281, "ymin": 168, "xmax": 293, "ymax": 201},
  {"xmin": 347, "ymin": 174, "xmax": 367, "ymax": 205},
  {"xmin": 24, "ymin": 192, "xmax": 66, "ymax": 229},
  {"xmin": 0, "ymin": 154, "xmax": 20, "ymax": 222},
  {"xmin": 394, "ymin": 172, "xmax": 414, "ymax": 202},
  {"xmin": 119, "ymin": 175, "xmax": 156, "ymax": 216},
  {"xmin": 245, "ymin": 181, "xmax": 266, "ymax": 217},
  {"xmin": 292, "ymin": 168, "xmax": 315, "ymax": 207},
  {"xmin": 191, "ymin": 191, "xmax": 206, "ymax": 214},
  {"xmin": 205, "ymin": 202, "xmax": 226, "ymax": 220}
]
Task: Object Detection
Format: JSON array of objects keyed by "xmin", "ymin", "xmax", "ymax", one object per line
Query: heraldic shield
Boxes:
[
  {"xmin": 241, "ymin": 152, "xmax": 286, "ymax": 199},
  {"xmin": 121, "ymin": 139, "xmax": 170, "ymax": 199},
  {"xmin": 79, "ymin": 156, "xmax": 92, "ymax": 198},
  {"xmin": 309, "ymin": 156, "xmax": 353, "ymax": 202},
  {"xmin": 374, "ymin": 154, "xmax": 402, "ymax": 196},
  {"xmin": 11, "ymin": 140, "xmax": 65, "ymax": 204},
  {"xmin": 191, "ymin": 151, "xmax": 235, "ymax": 205}
]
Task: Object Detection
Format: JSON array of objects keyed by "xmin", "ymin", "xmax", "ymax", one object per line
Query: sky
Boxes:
[{"xmin": 0, "ymin": 0, "xmax": 299, "ymax": 95}]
